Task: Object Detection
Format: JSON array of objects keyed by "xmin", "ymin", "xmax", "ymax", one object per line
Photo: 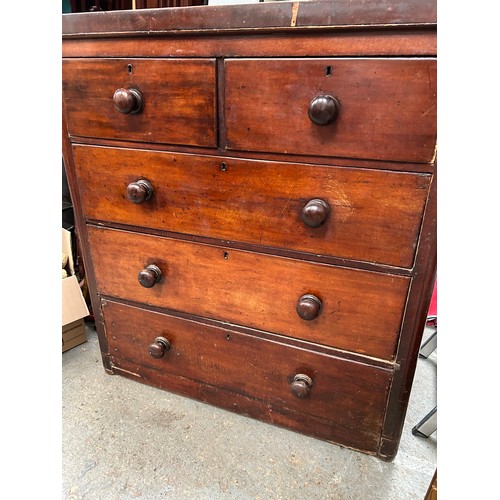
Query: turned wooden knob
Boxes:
[
  {"xmin": 126, "ymin": 179, "xmax": 153, "ymax": 204},
  {"xmin": 138, "ymin": 264, "xmax": 162, "ymax": 288},
  {"xmin": 148, "ymin": 336, "xmax": 170, "ymax": 358},
  {"xmin": 301, "ymin": 199, "xmax": 330, "ymax": 228},
  {"xmin": 113, "ymin": 88, "xmax": 143, "ymax": 114},
  {"xmin": 296, "ymin": 294, "xmax": 322, "ymax": 321},
  {"xmin": 308, "ymin": 94, "xmax": 340, "ymax": 125},
  {"xmin": 290, "ymin": 374, "xmax": 313, "ymax": 398}
]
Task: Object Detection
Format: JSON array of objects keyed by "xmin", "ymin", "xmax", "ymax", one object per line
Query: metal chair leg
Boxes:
[
  {"xmin": 412, "ymin": 405, "xmax": 437, "ymax": 438},
  {"xmin": 419, "ymin": 330, "xmax": 437, "ymax": 358},
  {"xmin": 413, "ymin": 315, "xmax": 437, "ymax": 439}
]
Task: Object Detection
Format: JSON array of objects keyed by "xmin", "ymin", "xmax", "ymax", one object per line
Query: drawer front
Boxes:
[
  {"xmin": 74, "ymin": 145, "xmax": 430, "ymax": 268},
  {"xmin": 103, "ymin": 300, "xmax": 392, "ymax": 450},
  {"xmin": 62, "ymin": 58, "xmax": 217, "ymax": 147},
  {"xmin": 89, "ymin": 226, "xmax": 409, "ymax": 360},
  {"xmin": 225, "ymin": 58, "xmax": 437, "ymax": 163}
]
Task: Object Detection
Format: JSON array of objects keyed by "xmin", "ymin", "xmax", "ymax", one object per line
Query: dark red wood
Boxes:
[
  {"xmin": 296, "ymin": 294, "xmax": 322, "ymax": 321},
  {"xmin": 62, "ymin": 0, "xmax": 437, "ymax": 460},
  {"xmin": 301, "ymin": 199, "xmax": 331, "ymax": 229},
  {"xmin": 125, "ymin": 179, "xmax": 153, "ymax": 204},
  {"xmin": 62, "ymin": 0, "xmax": 436, "ymax": 36},
  {"xmin": 148, "ymin": 336, "xmax": 170, "ymax": 358},
  {"xmin": 112, "ymin": 88, "xmax": 143, "ymax": 114},
  {"xmin": 87, "ymin": 225, "xmax": 409, "ymax": 361},
  {"xmin": 290, "ymin": 374, "xmax": 314, "ymax": 399},
  {"xmin": 103, "ymin": 299, "xmax": 392, "ymax": 452},
  {"xmin": 137, "ymin": 264, "xmax": 162, "ymax": 288},
  {"xmin": 308, "ymin": 95, "xmax": 340, "ymax": 126},
  {"xmin": 72, "ymin": 145, "xmax": 431, "ymax": 269},
  {"xmin": 225, "ymin": 58, "xmax": 436, "ymax": 163},
  {"xmin": 379, "ymin": 169, "xmax": 437, "ymax": 460},
  {"xmin": 62, "ymin": 30, "xmax": 437, "ymax": 59},
  {"xmin": 63, "ymin": 58, "xmax": 217, "ymax": 147}
]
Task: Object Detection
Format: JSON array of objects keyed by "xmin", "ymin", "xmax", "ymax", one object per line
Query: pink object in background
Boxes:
[{"xmin": 428, "ymin": 280, "xmax": 437, "ymax": 317}]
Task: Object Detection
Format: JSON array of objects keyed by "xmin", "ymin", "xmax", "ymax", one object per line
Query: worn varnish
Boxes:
[
  {"xmin": 62, "ymin": 0, "xmax": 437, "ymax": 461},
  {"xmin": 88, "ymin": 225, "xmax": 409, "ymax": 360},
  {"xmin": 63, "ymin": 58, "xmax": 217, "ymax": 147},
  {"xmin": 73, "ymin": 144, "xmax": 431, "ymax": 268},
  {"xmin": 225, "ymin": 58, "xmax": 437, "ymax": 163},
  {"xmin": 104, "ymin": 300, "xmax": 392, "ymax": 451},
  {"xmin": 62, "ymin": 31, "xmax": 437, "ymax": 59}
]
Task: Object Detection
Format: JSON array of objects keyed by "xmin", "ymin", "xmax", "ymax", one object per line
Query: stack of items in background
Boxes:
[
  {"xmin": 62, "ymin": 227, "xmax": 89, "ymax": 352},
  {"xmin": 63, "ymin": 159, "xmax": 91, "ymax": 352}
]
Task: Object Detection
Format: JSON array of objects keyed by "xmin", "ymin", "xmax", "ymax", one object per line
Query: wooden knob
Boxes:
[
  {"xmin": 301, "ymin": 199, "xmax": 330, "ymax": 228},
  {"xmin": 113, "ymin": 88, "xmax": 143, "ymax": 114},
  {"xmin": 138, "ymin": 264, "xmax": 162, "ymax": 288},
  {"xmin": 296, "ymin": 294, "xmax": 322, "ymax": 321},
  {"xmin": 290, "ymin": 374, "xmax": 313, "ymax": 398},
  {"xmin": 308, "ymin": 94, "xmax": 340, "ymax": 125},
  {"xmin": 126, "ymin": 179, "xmax": 153, "ymax": 204},
  {"xmin": 148, "ymin": 336, "xmax": 170, "ymax": 358}
]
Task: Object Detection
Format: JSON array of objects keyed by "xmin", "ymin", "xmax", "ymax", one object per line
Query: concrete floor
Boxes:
[{"xmin": 62, "ymin": 321, "xmax": 437, "ymax": 499}]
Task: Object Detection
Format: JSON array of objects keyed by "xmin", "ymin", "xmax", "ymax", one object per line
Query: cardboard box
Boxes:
[
  {"xmin": 63, "ymin": 319, "xmax": 87, "ymax": 352},
  {"xmin": 62, "ymin": 228, "xmax": 89, "ymax": 352}
]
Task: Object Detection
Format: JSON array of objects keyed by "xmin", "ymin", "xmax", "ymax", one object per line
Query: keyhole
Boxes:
[
  {"xmin": 223, "ymin": 251, "xmax": 229, "ymax": 260},
  {"xmin": 325, "ymin": 66, "xmax": 332, "ymax": 77},
  {"xmin": 127, "ymin": 64, "xmax": 133, "ymax": 74},
  {"xmin": 220, "ymin": 162, "xmax": 227, "ymax": 172}
]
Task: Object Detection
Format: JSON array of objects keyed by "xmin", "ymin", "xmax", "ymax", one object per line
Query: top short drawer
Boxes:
[
  {"xmin": 225, "ymin": 58, "xmax": 436, "ymax": 163},
  {"xmin": 62, "ymin": 58, "xmax": 217, "ymax": 147}
]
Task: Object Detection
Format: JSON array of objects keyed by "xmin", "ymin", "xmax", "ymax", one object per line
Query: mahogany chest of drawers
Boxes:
[{"xmin": 62, "ymin": 0, "xmax": 437, "ymax": 461}]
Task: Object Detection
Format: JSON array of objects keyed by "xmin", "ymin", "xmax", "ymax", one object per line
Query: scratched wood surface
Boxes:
[
  {"xmin": 62, "ymin": 58, "xmax": 217, "ymax": 147},
  {"xmin": 89, "ymin": 226, "xmax": 409, "ymax": 360},
  {"xmin": 104, "ymin": 299, "xmax": 392, "ymax": 451},
  {"xmin": 225, "ymin": 58, "xmax": 437, "ymax": 163},
  {"xmin": 61, "ymin": 31, "xmax": 437, "ymax": 59},
  {"xmin": 62, "ymin": 0, "xmax": 437, "ymax": 35},
  {"xmin": 74, "ymin": 144, "xmax": 431, "ymax": 268},
  {"xmin": 62, "ymin": 0, "xmax": 437, "ymax": 461}
]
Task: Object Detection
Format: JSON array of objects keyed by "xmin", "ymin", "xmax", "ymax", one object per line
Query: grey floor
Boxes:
[{"xmin": 62, "ymin": 322, "xmax": 437, "ymax": 500}]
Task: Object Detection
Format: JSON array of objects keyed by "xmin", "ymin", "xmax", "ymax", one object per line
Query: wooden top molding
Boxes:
[{"xmin": 62, "ymin": 0, "xmax": 436, "ymax": 38}]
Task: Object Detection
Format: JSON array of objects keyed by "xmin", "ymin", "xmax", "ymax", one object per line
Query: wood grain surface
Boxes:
[
  {"xmin": 62, "ymin": 0, "xmax": 436, "ymax": 36},
  {"xmin": 62, "ymin": 31, "xmax": 437, "ymax": 59},
  {"xmin": 89, "ymin": 226, "xmax": 409, "ymax": 360},
  {"xmin": 63, "ymin": 58, "xmax": 217, "ymax": 147},
  {"xmin": 104, "ymin": 299, "xmax": 392, "ymax": 450},
  {"xmin": 74, "ymin": 145, "xmax": 431, "ymax": 268},
  {"xmin": 62, "ymin": 0, "xmax": 437, "ymax": 460},
  {"xmin": 225, "ymin": 58, "xmax": 437, "ymax": 163}
]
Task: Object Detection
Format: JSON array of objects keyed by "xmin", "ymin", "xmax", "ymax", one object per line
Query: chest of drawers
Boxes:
[{"xmin": 62, "ymin": 0, "xmax": 437, "ymax": 461}]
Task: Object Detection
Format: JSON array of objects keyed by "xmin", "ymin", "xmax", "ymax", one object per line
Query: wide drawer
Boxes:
[
  {"xmin": 103, "ymin": 300, "xmax": 393, "ymax": 451},
  {"xmin": 89, "ymin": 226, "xmax": 409, "ymax": 360},
  {"xmin": 225, "ymin": 58, "xmax": 437, "ymax": 163},
  {"xmin": 62, "ymin": 58, "xmax": 217, "ymax": 147},
  {"xmin": 74, "ymin": 145, "xmax": 430, "ymax": 268}
]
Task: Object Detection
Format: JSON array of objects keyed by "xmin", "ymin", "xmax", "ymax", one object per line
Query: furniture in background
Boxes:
[
  {"xmin": 62, "ymin": 159, "xmax": 74, "ymax": 231},
  {"xmin": 413, "ymin": 405, "xmax": 437, "ymax": 438},
  {"xmin": 412, "ymin": 281, "xmax": 437, "ymax": 438},
  {"xmin": 419, "ymin": 281, "xmax": 437, "ymax": 359},
  {"xmin": 425, "ymin": 470, "xmax": 438, "ymax": 500},
  {"xmin": 419, "ymin": 316, "xmax": 437, "ymax": 359},
  {"xmin": 62, "ymin": 0, "xmax": 437, "ymax": 461},
  {"xmin": 67, "ymin": 0, "xmax": 206, "ymax": 13}
]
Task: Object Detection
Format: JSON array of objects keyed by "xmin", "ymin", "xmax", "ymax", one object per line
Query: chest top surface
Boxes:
[{"xmin": 62, "ymin": 0, "xmax": 437, "ymax": 37}]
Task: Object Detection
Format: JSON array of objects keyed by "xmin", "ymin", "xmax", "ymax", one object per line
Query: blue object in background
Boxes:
[{"xmin": 63, "ymin": 0, "xmax": 72, "ymax": 13}]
